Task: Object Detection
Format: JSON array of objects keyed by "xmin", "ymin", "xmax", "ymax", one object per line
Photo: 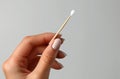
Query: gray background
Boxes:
[{"xmin": 0, "ymin": 0, "xmax": 120, "ymax": 79}]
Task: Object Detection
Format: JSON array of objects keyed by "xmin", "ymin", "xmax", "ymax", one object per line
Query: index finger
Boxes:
[{"xmin": 12, "ymin": 32, "xmax": 56, "ymax": 58}]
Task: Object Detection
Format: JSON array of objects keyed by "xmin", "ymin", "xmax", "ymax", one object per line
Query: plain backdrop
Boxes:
[{"xmin": 0, "ymin": 0, "xmax": 120, "ymax": 79}]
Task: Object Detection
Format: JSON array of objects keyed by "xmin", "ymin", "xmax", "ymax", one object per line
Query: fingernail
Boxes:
[
  {"xmin": 52, "ymin": 38, "xmax": 62, "ymax": 50},
  {"xmin": 60, "ymin": 38, "xmax": 65, "ymax": 44},
  {"xmin": 58, "ymin": 63, "xmax": 64, "ymax": 68},
  {"xmin": 62, "ymin": 52, "xmax": 67, "ymax": 57}
]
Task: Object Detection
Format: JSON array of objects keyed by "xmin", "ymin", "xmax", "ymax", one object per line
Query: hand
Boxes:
[{"xmin": 2, "ymin": 32, "xmax": 66, "ymax": 79}]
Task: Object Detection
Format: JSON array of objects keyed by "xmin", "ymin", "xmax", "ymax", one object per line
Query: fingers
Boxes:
[
  {"xmin": 29, "ymin": 46, "xmax": 66, "ymax": 59},
  {"xmin": 57, "ymin": 51, "xmax": 66, "ymax": 59},
  {"xmin": 33, "ymin": 38, "xmax": 63, "ymax": 76},
  {"xmin": 9, "ymin": 32, "xmax": 65, "ymax": 79},
  {"xmin": 28, "ymin": 56, "xmax": 40, "ymax": 71},
  {"xmin": 51, "ymin": 60, "xmax": 63, "ymax": 70},
  {"xmin": 28, "ymin": 57, "xmax": 64, "ymax": 71},
  {"xmin": 11, "ymin": 33, "xmax": 61, "ymax": 59}
]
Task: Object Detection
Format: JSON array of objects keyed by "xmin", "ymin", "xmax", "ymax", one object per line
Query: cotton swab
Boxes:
[{"xmin": 51, "ymin": 10, "xmax": 75, "ymax": 41}]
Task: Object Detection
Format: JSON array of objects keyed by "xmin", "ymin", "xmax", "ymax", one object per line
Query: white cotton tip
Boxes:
[{"xmin": 70, "ymin": 10, "xmax": 75, "ymax": 16}]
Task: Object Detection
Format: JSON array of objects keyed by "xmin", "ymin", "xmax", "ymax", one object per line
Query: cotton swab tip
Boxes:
[{"xmin": 70, "ymin": 10, "xmax": 75, "ymax": 16}]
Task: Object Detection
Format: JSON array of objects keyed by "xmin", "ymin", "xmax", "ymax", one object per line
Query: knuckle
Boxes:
[
  {"xmin": 2, "ymin": 60, "xmax": 7, "ymax": 70},
  {"xmin": 23, "ymin": 36, "xmax": 34, "ymax": 44},
  {"xmin": 2, "ymin": 58, "xmax": 15, "ymax": 72},
  {"xmin": 2, "ymin": 60, "xmax": 10, "ymax": 71}
]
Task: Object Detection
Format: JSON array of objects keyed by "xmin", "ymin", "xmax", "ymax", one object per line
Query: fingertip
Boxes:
[
  {"xmin": 51, "ymin": 61, "xmax": 64, "ymax": 70},
  {"xmin": 57, "ymin": 51, "xmax": 67, "ymax": 59},
  {"xmin": 33, "ymin": 38, "xmax": 64, "ymax": 74},
  {"xmin": 52, "ymin": 38, "xmax": 62, "ymax": 50}
]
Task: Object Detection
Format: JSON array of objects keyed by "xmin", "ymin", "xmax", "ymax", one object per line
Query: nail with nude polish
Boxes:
[{"xmin": 52, "ymin": 38, "xmax": 62, "ymax": 50}]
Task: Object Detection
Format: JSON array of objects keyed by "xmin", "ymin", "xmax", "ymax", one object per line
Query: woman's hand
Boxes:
[{"xmin": 2, "ymin": 32, "xmax": 66, "ymax": 79}]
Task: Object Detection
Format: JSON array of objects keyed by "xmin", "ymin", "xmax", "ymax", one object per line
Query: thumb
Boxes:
[{"xmin": 33, "ymin": 38, "xmax": 62, "ymax": 77}]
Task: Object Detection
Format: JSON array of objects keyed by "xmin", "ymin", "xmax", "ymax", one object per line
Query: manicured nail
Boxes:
[
  {"xmin": 60, "ymin": 38, "xmax": 65, "ymax": 44},
  {"xmin": 58, "ymin": 62, "xmax": 64, "ymax": 68},
  {"xmin": 52, "ymin": 38, "xmax": 62, "ymax": 50},
  {"xmin": 62, "ymin": 52, "xmax": 67, "ymax": 57}
]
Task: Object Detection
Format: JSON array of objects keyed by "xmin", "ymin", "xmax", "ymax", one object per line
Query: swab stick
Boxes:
[{"xmin": 51, "ymin": 10, "xmax": 75, "ymax": 41}]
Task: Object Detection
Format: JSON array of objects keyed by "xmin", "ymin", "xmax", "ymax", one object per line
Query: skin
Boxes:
[{"xmin": 2, "ymin": 32, "xmax": 66, "ymax": 79}]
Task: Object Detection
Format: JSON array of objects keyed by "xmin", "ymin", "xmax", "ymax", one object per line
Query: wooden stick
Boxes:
[
  {"xmin": 50, "ymin": 10, "xmax": 75, "ymax": 43},
  {"xmin": 52, "ymin": 16, "xmax": 71, "ymax": 40}
]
